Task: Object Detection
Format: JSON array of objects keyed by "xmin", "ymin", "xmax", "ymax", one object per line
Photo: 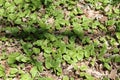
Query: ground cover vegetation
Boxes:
[{"xmin": 0, "ymin": 0, "xmax": 120, "ymax": 80}]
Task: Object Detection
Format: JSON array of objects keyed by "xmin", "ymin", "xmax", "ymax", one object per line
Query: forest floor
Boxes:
[{"xmin": 0, "ymin": 0, "xmax": 120, "ymax": 80}]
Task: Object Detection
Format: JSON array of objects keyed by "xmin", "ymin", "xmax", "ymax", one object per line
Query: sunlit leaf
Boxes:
[{"xmin": 30, "ymin": 66, "xmax": 38, "ymax": 78}]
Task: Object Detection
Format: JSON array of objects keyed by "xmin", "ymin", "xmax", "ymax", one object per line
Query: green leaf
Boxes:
[
  {"xmin": 104, "ymin": 63, "xmax": 111, "ymax": 70},
  {"xmin": 80, "ymin": 72, "xmax": 94, "ymax": 80},
  {"xmin": 20, "ymin": 73, "xmax": 32, "ymax": 80},
  {"xmin": 116, "ymin": 32, "xmax": 120, "ymax": 40},
  {"xmin": 113, "ymin": 8, "xmax": 120, "ymax": 14},
  {"xmin": 25, "ymin": 0, "xmax": 30, "ymax": 2},
  {"xmin": 5, "ymin": 27, "xmax": 19, "ymax": 34},
  {"xmin": 33, "ymin": 47, "xmax": 40, "ymax": 54},
  {"xmin": 59, "ymin": 46, "xmax": 66, "ymax": 53},
  {"xmin": 77, "ymin": 7, "xmax": 83, "ymax": 14},
  {"xmin": 63, "ymin": 76, "xmax": 69, "ymax": 80},
  {"xmin": 30, "ymin": 13, "xmax": 37, "ymax": 21},
  {"xmin": 18, "ymin": 9, "xmax": 30, "ymax": 17},
  {"xmin": 77, "ymin": 51, "xmax": 84, "ymax": 60},
  {"xmin": 107, "ymin": 20, "xmax": 115, "ymax": 26},
  {"xmin": 0, "ymin": 0, "xmax": 4, "ymax": 6},
  {"xmin": 44, "ymin": 33, "xmax": 56, "ymax": 41},
  {"xmin": 103, "ymin": 77, "xmax": 110, "ymax": 80},
  {"xmin": 56, "ymin": 67, "xmax": 62, "ymax": 75},
  {"xmin": 44, "ymin": 0, "xmax": 53, "ymax": 5},
  {"xmin": 70, "ymin": 77, "xmax": 74, "ymax": 80},
  {"xmin": 8, "ymin": 13, "xmax": 17, "ymax": 21},
  {"xmin": 63, "ymin": 55, "xmax": 71, "ymax": 61},
  {"xmin": 15, "ymin": 18, "xmax": 22, "ymax": 24},
  {"xmin": 51, "ymin": 59, "xmax": 60, "ymax": 69},
  {"xmin": 98, "ymin": 44, "xmax": 107, "ymax": 58},
  {"xmin": 92, "ymin": 21, "xmax": 100, "ymax": 29},
  {"xmin": 81, "ymin": 16, "xmax": 92, "ymax": 29},
  {"xmin": 84, "ymin": 50, "xmax": 90, "ymax": 58},
  {"xmin": 0, "ymin": 65, "xmax": 5, "ymax": 77},
  {"xmin": 34, "ymin": 61, "xmax": 43, "ymax": 72},
  {"xmin": 114, "ymin": 55, "xmax": 120, "ymax": 62},
  {"xmin": 82, "ymin": 36, "xmax": 90, "ymax": 44},
  {"xmin": 80, "ymin": 72, "xmax": 85, "ymax": 77},
  {"xmin": 33, "ymin": 40, "xmax": 43, "ymax": 46},
  {"xmin": 44, "ymin": 47, "xmax": 52, "ymax": 54},
  {"xmin": 73, "ymin": 22, "xmax": 84, "ymax": 38},
  {"xmin": 0, "ymin": 37, "xmax": 8, "ymax": 41},
  {"xmin": 30, "ymin": 66, "xmax": 38, "ymax": 78},
  {"xmin": 0, "ymin": 52, "xmax": 7, "ymax": 60},
  {"xmin": 45, "ymin": 57, "xmax": 52, "ymax": 69},
  {"xmin": 45, "ymin": 61, "xmax": 52, "ymax": 69},
  {"xmin": 22, "ymin": 43, "xmax": 33, "ymax": 56},
  {"xmin": 31, "ymin": 0, "xmax": 41, "ymax": 9},
  {"xmin": 14, "ymin": 0, "xmax": 23, "ymax": 4},
  {"xmin": 7, "ymin": 4, "xmax": 16, "ymax": 13},
  {"xmin": 85, "ymin": 73, "xmax": 94, "ymax": 80},
  {"xmin": 113, "ymin": 48, "xmax": 119, "ymax": 53},
  {"xmin": 7, "ymin": 52, "xmax": 20, "ymax": 64},
  {"xmin": 116, "ymin": 21, "xmax": 120, "ymax": 32},
  {"xmin": 10, "ymin": 68, "xmax": 18, "ymax": 75},
  {"xmin": 23, "ymin": 26, "xmax": 36, "ymax": 33},
  {"xmin": 80, "ymin": 65, "xmax": 88, "ymax": 71},
  {"xmin": 90, "ymin": 58, "xmax": 96, "ymax": 66},
  {"xmin": 16, "ymin": 54, "xmax": 30, "ymax": 62},
  {"xmin": 39, "ymin": 20, "xmax": 47, "ymax": 29},
  {"xmin": 18, "ymin": 70, "xmax": 25, "ymax": 74},
  {"xmin": 5, "ymin": 1, "xmax": 11, "ymax": 8},
  {"xmin": 0, "ymin": 8, "xmax": 4, "ymax": 16}
]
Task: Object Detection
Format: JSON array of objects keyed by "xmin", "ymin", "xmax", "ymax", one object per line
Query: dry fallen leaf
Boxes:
[
  {"xmin": 104, "ymin": 5, "xmax": 111, "ymax": 12},
  {"xmin": 63, "ymin": 36, "xmax": 68, "ymax": 44},
  {"xmin": 64, "ymin": 9, "xmax": 70, "ymax": 20},
  {"xmin": 47, "ymin": 17, "xmax": 54, "ymax": 24},
  {"xmin": 13, "ymin": 78, "xmax": 19, "ymax": 80},
  {"xmin": 86, "ymin": 68, "xmax": 104, "ymax": 78},
  {"xmin": 83, "ymin": 7, "xmax": 102, "ymax": 19},
  {"xmin": 40, "ymin": 71, "xmax": 58, "ymax": 80},
  {"xmin": 99, "ymin": 16, "xmax": 108, "ymax": 23},
  {"xmin": 37, "ymin": 52, "xmax": 44, "ymax": 62},
  {"xmin": 108, "ymin": 69, "xmax": 117, "ymax": 80}
]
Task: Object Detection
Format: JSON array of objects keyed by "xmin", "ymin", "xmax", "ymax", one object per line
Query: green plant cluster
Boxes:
[{"xmin": 0, "ymin": 0, "xmax": 120, "ymax": 80}]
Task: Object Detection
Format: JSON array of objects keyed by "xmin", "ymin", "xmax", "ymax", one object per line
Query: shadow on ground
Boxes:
[{"xmin": 0, "ymin": 25, "xmax": 84, "ymax": 44}]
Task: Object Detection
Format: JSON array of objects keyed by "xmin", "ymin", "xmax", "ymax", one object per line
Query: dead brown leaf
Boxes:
[
  {"xmin": 104, "ymin": 5, "xmax": 111, "ymax": 12},
  {"xmin": 108, "ymin": 69, "xmax": 117, "ymax": 80},
  {"xmin": 47, "ymin": 17, "xmax": 54, "ymax": 24},
  {"xmin": 86, "ymin": 68, "xmax": 104, "ymax": 78},
  {"xmin": 99, "ymin": 16, "xmax": 108, "ymax": 23},
  {"xmin": 37, "ymin": 52, "xmax": 44, "ymax": 62},
  {"xmin": 40, "ymin": 71, "xmax": 58, "ymax": 80}
]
